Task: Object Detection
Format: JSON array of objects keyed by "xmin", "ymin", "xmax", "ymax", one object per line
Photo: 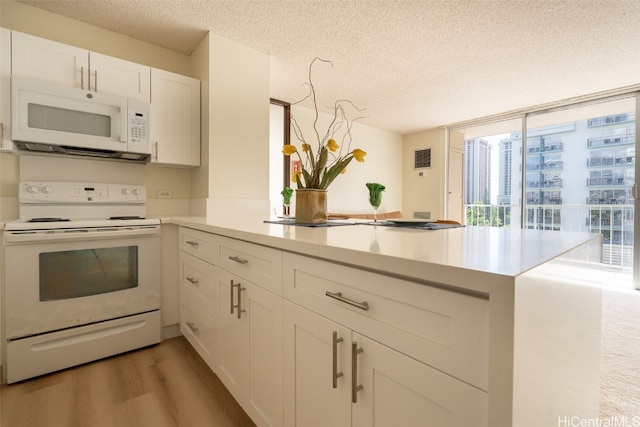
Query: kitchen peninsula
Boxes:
[{"xmin": 167, "ymin": 216, "xmax": 603, "ymax": 427}]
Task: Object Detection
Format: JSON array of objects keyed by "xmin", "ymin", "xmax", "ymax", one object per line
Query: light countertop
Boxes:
[{"xmin": 164, "ymin": 216, "xmax": 600, "ymax": 295}]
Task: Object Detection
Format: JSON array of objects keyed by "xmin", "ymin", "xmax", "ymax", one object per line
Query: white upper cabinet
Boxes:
[
  {"xmin": 150, "ymin": 68, "xmax": 200, "ymax": 167},
  {"xmin": 11, "ymin": 31, "xmax": 150, "ymax": 102},
  {"xmin": 86, "ymin": 52, "xmax": 150, "ymax": 101},
  {"xmin": 1, "ymin": 27, "xmax": 13, "ymax": 151},
  {"xmin": 12, "ymin": 31, "xmax": 87, "ymax": 88}
]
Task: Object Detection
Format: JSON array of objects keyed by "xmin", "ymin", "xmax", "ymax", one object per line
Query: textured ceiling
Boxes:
[{"xmin": 15, "ymin": 0, "xmax": 640, "ymax": 135}]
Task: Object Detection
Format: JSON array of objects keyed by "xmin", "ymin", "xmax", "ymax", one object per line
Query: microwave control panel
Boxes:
[{"xmin": 128, "ymin": 109, "xmax": 149, "ymax": 145}]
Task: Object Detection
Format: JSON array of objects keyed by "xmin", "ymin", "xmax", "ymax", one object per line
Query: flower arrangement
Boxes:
[{"xmin": 283, "ymin": 58, "xmax": 367, "ymax": 189}]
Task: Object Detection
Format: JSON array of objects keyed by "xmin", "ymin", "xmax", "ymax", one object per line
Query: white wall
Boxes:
[
  {"xmin": 289, "ymin": 105, "xmax": 403, "ymax": 215},
  {"xmin": 204, "ymin": 33, "xmax": 271, "ymax": 216},
  {"xmin": 402, "ymin": 128, "xmax": 446, "ymax": 219}
]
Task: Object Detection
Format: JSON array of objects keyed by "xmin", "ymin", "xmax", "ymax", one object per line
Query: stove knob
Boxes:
[
  {"xmin": 132, "ymin": 188, "xmax": 141, "ymax": 196},
  {"xmin": 121, "ymin": 188, "xmax": 130, "ymax": 196},
  {"xmin": 41, "ymin": 186, "xmax": 53, "ymax": 194},
  {"xmin": 26, "ymin": 185, "xmax": 39, "ymax": 194}
]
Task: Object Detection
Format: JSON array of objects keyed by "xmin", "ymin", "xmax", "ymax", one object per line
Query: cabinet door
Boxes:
[
  {"xmin": 216, "ymin": 267, "xmax": 244, "ymax": 402},
  {"xmin": 1, "ymin": 28, "xmax": 12, "ymax": 151},
  {"xmin": 89, "ymin": 52, "xmax": 150, "ymax": 101},
  {"xmin": 243, "ymin": 282, "xmax": 283, "ymax": 427},
  {"xmin": 12, "ymin": 31, "xmax": 88, "ymax": 88},
  {"xmin": 150, "ymin": 68, "xmax": 200, "ymax": 166},
  {"xmin": 283, "ymin": 301, "xmax": 351, "ymax": 427},
  {"xmin": 352, "ymin": 333, "xmax": 488, "ymax": 427},
  {"xmin": 179, "ymin": 251, "xmax": 217, "ymax": 368}
]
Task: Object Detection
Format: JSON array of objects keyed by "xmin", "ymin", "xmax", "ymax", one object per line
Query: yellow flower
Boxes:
[
  {"xmin": 340, "ymin": 168, "xmax": 347, "ymax": 174},
  {"xmin": 291, "ymin": 171, "xmax": 302, "ymax": 183},
  {"xmin": 302, "ymin": 143, "xmax": 311, "ymax": 153},
  {"xmin": 327, "ymin": 139, "xmax": 339, "ymax": 152},
  {"xmin": 353, "ymin": 149, "xmax": 367, "ymax": 162},
  {"xmin": 282, "ymin": 145, "xmax": 297, "ymax": 156}
]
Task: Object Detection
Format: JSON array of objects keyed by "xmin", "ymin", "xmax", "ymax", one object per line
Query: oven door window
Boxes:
[{"xmin": 39, "ymin": 246, "xmax": 138, "ymax": 301}]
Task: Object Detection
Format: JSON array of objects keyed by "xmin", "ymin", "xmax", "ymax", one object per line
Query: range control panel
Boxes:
[{"xmin": 19, "ymin": 181, "xmax": 146, "ymax": 203}]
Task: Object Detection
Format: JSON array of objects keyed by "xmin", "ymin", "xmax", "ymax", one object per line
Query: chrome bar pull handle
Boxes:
[
  {"xmin": 231, "ymin": 280, "xmax": 246, "ymax": 319},
  {"xmin": 332, "ymin": 331, "xmax": 344, "ymax": 388},
  {"xmin": 186, "ymin": 277, "xmax": 199, "ymax": 286},
  {"xmin": 153, "ymin": 141, "xmax": 159, "ymax": 161},
  {"xmin": 186, "ymin": 322, "xmax": 199, "ymax": 334},
  {"xmin": 80, "ymin": 66, "xmax": 85, "ymax": 89},
  {"xmin": 351, "ymin": 341, "xmax": 363, "ymax": 403},
  {"xmin": 325, "ymin": 291, "xmax": 370, "ymax": 311},
  {"xmin": 94, "ymin": 70, "xmax": 98, "ymax": 92},
  {"xmin": 185, "ymin": 240, "xmax": 198, "ymax": 247},
  {"xmin": 229, "ymin": 255, "xmax": 248, "ymax": 265}
]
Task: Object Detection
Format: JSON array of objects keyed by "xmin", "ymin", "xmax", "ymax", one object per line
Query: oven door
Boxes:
[{"xmin": 4, "ymin": 226, "xmax": 160, "ymax": 341}]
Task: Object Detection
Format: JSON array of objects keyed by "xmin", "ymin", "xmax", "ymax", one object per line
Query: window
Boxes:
[{"xmin": 450, "ymin": 94, "xmax": 637, "ymax": 289}]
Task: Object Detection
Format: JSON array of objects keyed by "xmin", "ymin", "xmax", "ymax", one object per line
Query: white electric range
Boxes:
[{"xmin": 3, "ymin": 181, "xmax": 162, "ymax": 383}]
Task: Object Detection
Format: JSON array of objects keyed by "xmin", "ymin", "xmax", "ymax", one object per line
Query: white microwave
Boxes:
[{"xmin": 11, "ymin": 76, "xmax": 150, "ymax": 162}]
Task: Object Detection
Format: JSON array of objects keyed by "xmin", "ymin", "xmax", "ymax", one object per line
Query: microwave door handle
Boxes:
[{"xmin": 120, "ymin": 110, "xmax": 128, "ymax": 143}]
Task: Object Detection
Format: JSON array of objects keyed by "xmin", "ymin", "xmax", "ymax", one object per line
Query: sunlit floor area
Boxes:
[{"xmin": 600, "ymin": 289, "xmax": 640, "ymax": 418}]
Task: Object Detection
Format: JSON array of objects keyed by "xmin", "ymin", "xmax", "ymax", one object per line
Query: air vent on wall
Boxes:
[{"xmin": 414, "ymin": 148, "xmax": 431, "ymax": 169}]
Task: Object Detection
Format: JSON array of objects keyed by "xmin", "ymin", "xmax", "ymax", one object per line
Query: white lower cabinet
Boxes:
[
  {"xmin": 179, "ymin": 227, "xmax": 283, "ymax": 427},
  {"xmin": 215, "ymin": 265, "xmax": 283, "ymax": 427},
  {"xmin": 284, "ymin": 301, "xmax": 488, "ymax": 427},
  {"xmin": 283, "ymin": 301, "xmax": 351, "ymax": 427},
  {"xmin": 352, "ymin": 333, "xmax": 487, "ymax": 427},
  {"xmin": 179, "ymin": 228, "xmax": 488, "ymax": 427},
  {"xmin": 179, "ymin": 252, "xmax": 216, "ymax": 368}
]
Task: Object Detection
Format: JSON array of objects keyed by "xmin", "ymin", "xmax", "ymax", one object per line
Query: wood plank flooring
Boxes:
[{"xmin": 0, "ymin": 337, "xmax": 256, "ymax": 427}]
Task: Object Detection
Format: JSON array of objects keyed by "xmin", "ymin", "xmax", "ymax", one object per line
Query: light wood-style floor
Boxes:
[{"xmin": 0, "ymin": 337, "xmax": 256, "ymax": 427}]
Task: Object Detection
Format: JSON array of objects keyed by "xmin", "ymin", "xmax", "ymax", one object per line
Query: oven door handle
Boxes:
[{"xmin": 4, "ymin": 226, "xmax": 160, "ymax": 244}]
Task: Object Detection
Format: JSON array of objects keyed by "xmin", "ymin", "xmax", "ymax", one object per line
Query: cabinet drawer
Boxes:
[
  {"xmin": 180, "ymin": 286, "xmax": 215, "ymax": 368},
  {"xmin": 283, "ymin": 252, "xmax": 489, "ymax": 391},
  {"xmin": 180, "ymin": 227, "xmax": 216, "ymax": 263},
  {"xmin": 180, "ymin": 252, "xmax": 215, "ymax": 311},
  {"xmin": 215, "ymin": 236, "xmax": 283, "ymax": 295}
]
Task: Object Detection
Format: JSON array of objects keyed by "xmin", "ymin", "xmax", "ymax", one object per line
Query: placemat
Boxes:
[
  {"xmin": 264, "ymin": 219, "xmax": 357, "ymax": 227},
  {"xmin": 360, "ymin": 221, "xmax": 465, "ymax": 230}
]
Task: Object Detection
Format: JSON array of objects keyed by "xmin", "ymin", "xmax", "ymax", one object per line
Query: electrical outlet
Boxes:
[{"xmin": 157, "ymin": 190, "xmax": 173, "ymax": 199}]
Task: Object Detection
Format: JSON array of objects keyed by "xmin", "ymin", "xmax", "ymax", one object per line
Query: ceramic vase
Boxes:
[{"xmin": 295, "ymin": 189, "xmax": 328, "ymax": 224}]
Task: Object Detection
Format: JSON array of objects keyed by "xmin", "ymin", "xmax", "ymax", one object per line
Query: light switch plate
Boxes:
[{"xmin": 157, "ymin": 190, "xmax": 172, "ymax": 199}]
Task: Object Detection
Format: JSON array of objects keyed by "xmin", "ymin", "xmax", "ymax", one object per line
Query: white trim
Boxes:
[{"xmin": 446, "ymin": 85, "xmax": 640, "ymax": 132}]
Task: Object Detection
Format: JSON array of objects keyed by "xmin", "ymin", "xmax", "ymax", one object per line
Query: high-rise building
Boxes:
[
  {"xmin": 491, "ymin": 113, "xmax": 635, "ymax": 266},
  {"xmin": 497, "ymin": 138, "xmax": 514, "ymax": 205},
  {"xmin": 464, "ymin": 138, "xmax": 492, "ymax": 204}
]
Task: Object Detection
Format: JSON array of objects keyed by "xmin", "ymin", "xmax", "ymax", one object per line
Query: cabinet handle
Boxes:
[
  {"xmin": 228, "ymin": 255, "xmax": 248, "ymax": 265},
  {"xmin": 186, "ymin": 277, "xmax": 199, "ymax": 286},
  {"xmin": 80, "ymin": 66, "xmax": 85, "ymax": 89},
  {"xmin": 185, "ymin": 240, "xmax": 199, "ymax": 247},
  {"xmin": 332, "ymin": 331, "xmax": 344, "ymax": 388},
  {"xmin": 351, "ymin": 341, "xmax": 364, "ymax": 403},
  {"xmin": 186, "ymin": 322, "xmax": 199, "ymax": 334},
  {"xmin": 230, "ymin": 280, "xmax": 246, "ymax": 319},
  {"xmin": 325, "ymin": 291, "xmax": 370, "ymax": 311},
  {"xmin": 94, "ymin": 70, "xmax": 98, "ymax": 92},
  {"xmin": 0, "ymin": 122, "xmax": 4, "ymax": 148},
  {"xmin": 153, "ymin": 141, "xmax": 159, "ymax": 161}
]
